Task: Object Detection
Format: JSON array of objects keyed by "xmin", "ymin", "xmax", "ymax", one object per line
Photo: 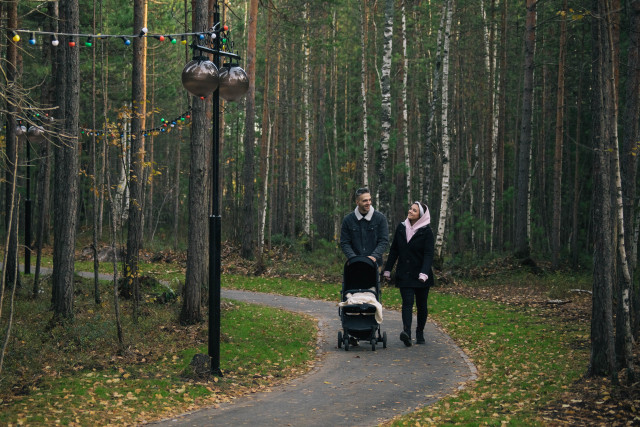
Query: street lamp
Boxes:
[{"xmin": 182, "ymin": 3, "xmax": 248, "ymax": 376}]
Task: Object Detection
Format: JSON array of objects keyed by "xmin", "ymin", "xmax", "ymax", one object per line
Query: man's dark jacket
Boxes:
[{"xmin": 340, "ymin": 208, "xmax": 389, "ymax": 266}]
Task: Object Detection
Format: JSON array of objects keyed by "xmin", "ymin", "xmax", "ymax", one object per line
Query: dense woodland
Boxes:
[{"xmin": 1, "ymin": 0, "xmax": 639, "ymax": 382}]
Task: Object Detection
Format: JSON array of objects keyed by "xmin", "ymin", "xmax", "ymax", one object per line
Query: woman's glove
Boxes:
[
  {"xmin": 383, "ymin": 271, "xmax": 391, "ymax": 280},
  {"xmin": 418, "ymin": 273, "xmax": 428, "ymax": 282}
]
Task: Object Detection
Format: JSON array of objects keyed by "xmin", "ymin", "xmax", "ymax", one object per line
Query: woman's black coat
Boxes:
[{"xmin": 384, "ymin": 222, "xmax": 435, "ymax": 288}]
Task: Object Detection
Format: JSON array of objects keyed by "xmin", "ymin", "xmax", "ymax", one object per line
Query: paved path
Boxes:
[{"xmin": 150, "ymin": 290, "xmax": 477, "ymax": 427}]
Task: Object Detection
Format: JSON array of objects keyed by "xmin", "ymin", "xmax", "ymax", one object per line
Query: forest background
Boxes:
[{"xmin": 0, "ymin": 0, "xmax": 638, "ymax": 403}]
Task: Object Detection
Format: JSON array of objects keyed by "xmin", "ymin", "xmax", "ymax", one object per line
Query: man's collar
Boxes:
[{"xmin": 354, "ymin": 206, "xmax": 375, "ymax": 221}]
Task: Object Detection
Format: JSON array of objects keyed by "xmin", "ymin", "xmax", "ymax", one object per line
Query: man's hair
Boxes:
[{"xmin": 355, "ymin": 187, "xmax": 370, "ymax": 200}]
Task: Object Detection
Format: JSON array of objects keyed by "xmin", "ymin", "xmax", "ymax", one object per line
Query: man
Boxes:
[{"xmin": 340, "ymin": 187, "xmax": 389, "ymax": 266}]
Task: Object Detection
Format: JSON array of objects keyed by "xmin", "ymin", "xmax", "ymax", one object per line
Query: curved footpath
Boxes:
[{"xmin": 149, "ymin": 290, "xmax": 477, "ymax": 426}]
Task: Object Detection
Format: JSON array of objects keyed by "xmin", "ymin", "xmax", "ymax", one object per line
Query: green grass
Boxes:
[
  {"xmin": 223, "ymin": 271, "xmax": 590, "ymax": 426},
  {"xmin": 0, "ymin": 276, "xmax": 316, "ymax": 425},
  {"xmin": 389, "ymin": 292, "xmax": 588, "ymax": 425},
  {"xmin": 4, "ymin": 257, "xmax": 591, "ymax": 426}
]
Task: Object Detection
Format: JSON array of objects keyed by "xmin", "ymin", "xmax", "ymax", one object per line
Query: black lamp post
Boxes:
[{"xmin": 182, "ymin": 2, "xmax": 248, "ymax": 376}]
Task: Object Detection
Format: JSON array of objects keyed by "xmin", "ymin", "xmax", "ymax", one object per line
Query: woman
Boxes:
[{"xmin": 383, "ymin": 202, "xmax": 435, "ymax": 346}]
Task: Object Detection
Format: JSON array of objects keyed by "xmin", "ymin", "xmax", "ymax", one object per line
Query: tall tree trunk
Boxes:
[
  {"xmin": 257, "ymin": 6, "xmax": 273, "ymax": 265},
  {"xmin": 589, "ymin": 0, "xmax": 617, "ymax": 382},
  {"xmin": 423, "ymin": 1, "xmax": 446, "ymax": 203},
  {"xmin": 302, "ymin": 4, "xmax": 312, "ymax": 239},
  {"xmin": 332, "ymin": 10, "xmax": 340, "ymax": 240},
  {"xmin": 434, "ymin": 0, "xmax": 454, "ymax": 260},
  {"xmin": 495, "ymin": 0, "xmax": 507, "ymax": 251},
  {"xmin": 52, "ymin": 0, "xmax": 80, "ymax": 320},
  {"xmin": 240, "ymin": 0, "xmax": 259, "ymax": 258},
  {"xmin": 400, "ymin": 0, "xmax": 410, "ymax": 204},
  {"xmin": 4, "ymin": 0, "xmax": 20, "ymax": 291},
  {"xmin": 622, "ymin": 0, "xmax": 640, "ymax": 335},
  {"xmin": 181, "ymin": 0, "xmax": 209, "ymax": 325},
  {"xmin": 33, "ymin": 0, "xmax": 57, "ymax": 297},
  {"xmin": 91, "ymin": 0, "xmax": 101, "ymax": 304},
  {"xmin": 360, "ymin": 0, "xmax": 370, "ymax": 188},
  {"xmin": 552, "ymin": 0, "xmax": 568, "ymax": 269},
  {"xmin": 515, "ymin": 0, "xmax": 536, "ymax": 259},
  {"xmin": 126, "ymin": 0, "xmax": 148, "ymax": 322},
  {"xmin": 604, "ymin": 0, "xmax": 635, "ymax": 382},
  {"xmin": 377, "ymin": 0, "xmax": 394, "ymax": 218},
  {"xmin": 571, "ymin": 42, "xmax": 584, "ymax": 269}
]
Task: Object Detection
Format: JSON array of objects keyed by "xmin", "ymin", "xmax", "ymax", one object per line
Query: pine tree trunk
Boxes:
[
  {"xmin": 52, "ymin": 0, "xmax": 80, "ymax": 320},
  {"xmin": 241, "ymin": 0, "xmax": 259, "ymax": 258},
  {"xmin": 4, "ymin": 0, "xmax": 20, "ymax": 291},
  {"xmin": 589, "ymin": 0, "xmax": 617, "ymax": 381},
  {"xmin": 423, "ymin": 2, "xmax": 446, "ymax": 203},
  {"xmin": 622, "ymin": 0, "xmax": 640, "ymax": 335},
  {"xmin": 515, "ymin": 0, "xmax": 536, "ymax": 259},
  {"xmin": 551, "ymin": 0, "xmax": 568, "ymax": 269},
  {"xmin": 257, "ymin": 7, "xmax": 273, "ymax": 262},
  {"xmin": 126, "ymin": 0, "xmax": 147, "ymax": 321}
]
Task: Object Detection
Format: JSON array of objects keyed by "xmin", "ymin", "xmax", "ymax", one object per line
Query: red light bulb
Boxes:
[{"xmin": 69, "ymin": 41, "xmax": 76, "ymax": 47}]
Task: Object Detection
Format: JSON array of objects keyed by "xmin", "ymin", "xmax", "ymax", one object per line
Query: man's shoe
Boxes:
[
  {"xmin": 400, "ymin": 331, "xmax": 412, "ymax": 347},
  {"xmin": 416, "ymin": 331, "xmax": 425, "ymax": 344}
]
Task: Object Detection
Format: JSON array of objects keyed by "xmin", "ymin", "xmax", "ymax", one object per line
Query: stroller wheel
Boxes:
[
  {"xmin": 344, "ymin": 336, "xmax": 350, "ymax": 351},
  {"xmin": 371, "ymin": 339, "xmax": 376, "ymax": 351},
  {"xmin": 338, "ymin": 331, "xmax": 343, "ymax": 349},
  {"xmin": 382, "ymin": 331, "xmax": 387, "ymax": 349}
]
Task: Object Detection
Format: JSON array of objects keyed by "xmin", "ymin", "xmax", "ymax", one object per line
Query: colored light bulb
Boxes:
[
  {"xmin": 29, "ymin": 33, "xmax": 36, "ymax": 45},
  {"xmin": 170, "ymin": 36, "xmax": 177, "ymax": 44},
  {"xmin": 69, "ymin": 41, "xmax": 76, "ymax": 47},
  {"xmin": 11, "ymin": 32, "xmax": 20, "ymax": 42}
]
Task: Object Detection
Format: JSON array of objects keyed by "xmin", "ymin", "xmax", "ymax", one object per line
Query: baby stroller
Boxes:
[{"xmin": 337, "ymin": 256, "xmax": 387, "ymax": 351}]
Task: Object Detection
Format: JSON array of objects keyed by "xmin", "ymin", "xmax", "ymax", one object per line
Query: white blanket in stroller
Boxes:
[{"xmin": 338, "ymin": 292, "xmax": 383, "ymax": 324}]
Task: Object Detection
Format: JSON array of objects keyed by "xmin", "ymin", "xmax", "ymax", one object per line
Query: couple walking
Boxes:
[{"xmin": 339, "ymin": 187, "xmax": 435, "ymax": 347}]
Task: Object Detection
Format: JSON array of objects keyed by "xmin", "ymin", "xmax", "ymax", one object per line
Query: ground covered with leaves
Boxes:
[
  {"xmin": 8, "ymin": 245, "xmax": 640, "ymax": 425},
  {"xmin": 434, "ymin": 256, "xmax": 640, "ymax": 426}
]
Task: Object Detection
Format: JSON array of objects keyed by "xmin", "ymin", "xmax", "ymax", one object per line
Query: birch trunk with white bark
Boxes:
[{"xmin": 434, "ymin": 0, "xmax": 454, "ymax": 259}]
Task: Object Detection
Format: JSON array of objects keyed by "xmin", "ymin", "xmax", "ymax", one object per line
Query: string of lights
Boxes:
[
  {"xmin": 9, "ymin": 109, "xmax": 192, "ymax": 138},
  {"xmin": 80, "ymin": 109, "xmax": 193, "ymax": 137},
  {"xmin": 9, "ymin": 25, "xmax": 230, "ymax": 47}
]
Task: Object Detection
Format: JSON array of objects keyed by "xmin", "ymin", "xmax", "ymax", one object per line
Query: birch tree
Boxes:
[
  {"xmin": 434, "ymin": 0, "xmax": 454, "ymax": 259},
  {"xmin": 360, "ymin": 0, "xmax": 370, "ymax": 188},
  {"xmin": 400, "ymin": 0, "xmax": 410, "ymax": 202},
  {"xmin": 377, "ymin": 0, "xmax": 394, "ymax": 216},
  {"xmin": 303, "ymin": 4, "xmax": 312, "ymax": 238}
]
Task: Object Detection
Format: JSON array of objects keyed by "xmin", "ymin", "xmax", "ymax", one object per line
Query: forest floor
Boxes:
[
  {"xmin": 81, "ymin": 245, "xmax": 640, "ymax": 424},
  {"xmin": 213, "ymin": 248, "xmax": 640, "ymax": 425}
]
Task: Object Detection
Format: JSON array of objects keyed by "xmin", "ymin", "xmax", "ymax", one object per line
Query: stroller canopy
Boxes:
[{"xmin": 343, "ymin": 256, "xmax": 378, "ymax": 292}]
